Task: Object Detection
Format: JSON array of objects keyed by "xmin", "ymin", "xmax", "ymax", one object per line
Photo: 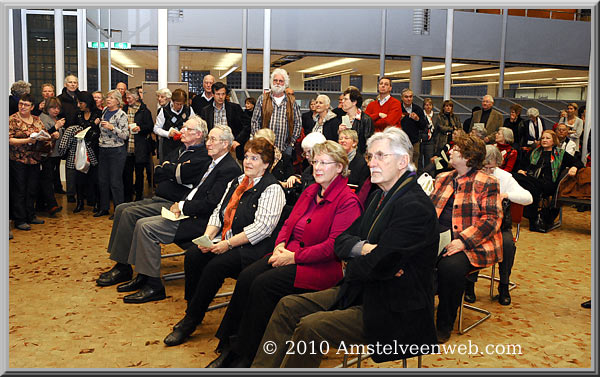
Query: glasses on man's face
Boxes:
[
  {"xmin": 207, "ymin": 136, "xmax": 222, "ymax": 142},
  {"xmin": 182, "ymin": 127, "xmax": 199, "ymax": 133},
  {"xmin": 364, "ymin": 152, "xmax": 398, "ymax": 163},
  {"xmin": 244, "ymin": 155, "xmax": 261, "ymax": 162},
  {"xmin": 311, "ymin": 160, "xmax": 337, "ymax": 168}
]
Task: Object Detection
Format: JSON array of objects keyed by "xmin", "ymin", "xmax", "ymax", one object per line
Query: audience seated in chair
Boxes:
[
  {"xmin": 206, "ymin": 140, "xmax": 362, "ymax": 368},
  {"xmin": 338, "ymin": 129, "xmax": 370, "ymax": 192},
  {"xmin": 464, "ymin": 145, "xmax": 533, "ymax": 306},
  {"xmin": 494, "ymin": 127, "xmax": 518, "ymax": 173},
  {"xmin": 95, "ymin": 115, "xmax": 212, "ymax": 289},
  {"xmin": 430, "ymin": 133, "xmax": 502, "ymax": 343},
  {"xmin": 162, "ymin": 138, "xmax": 287, "ymax": 347},
  {"xmin": 251, "ymin": 128, "xmax": 438, "ymax": 368}
]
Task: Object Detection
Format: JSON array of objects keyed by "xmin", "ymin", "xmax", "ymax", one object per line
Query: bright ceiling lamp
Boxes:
[
  {"xmin": 110, "ymin": 50, "xmax": 141, "ymax": 68},
  {"xmin": 454, "ymin": 68, "xmax": 559, "ymax": 80},
  {"xmin": 298, "ymin": 58, "xmax": 361, "ymax": 73},
  {"xmin": 219, "ymin": 65, "xmax": 239, "ymax": 79},
  {"xmin": 215, "ymin": 53, "xmax": 240, "ymax": 71},
  {"xmin": 386, "ymin": 63, "xmax": 467, "ymax": 76},
  {"xmin": 303, "ymin": 69, "xmax": 355, "ymax": 81},
  {"xmin": 111, "ymin": 64, "xmax": 134, "ymax": 77}
]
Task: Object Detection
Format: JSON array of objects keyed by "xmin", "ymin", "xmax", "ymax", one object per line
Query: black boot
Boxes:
[
  {"xmin": 498, "ymin": 283, "xmax": 511, "ymax": 306},
  {"xmin": 73, "ymin": 199, "xmax": 85, "ymax": 213},
  {"xmin": 464, "ymin": 280, "xmax": 476, "ymax": 303}
]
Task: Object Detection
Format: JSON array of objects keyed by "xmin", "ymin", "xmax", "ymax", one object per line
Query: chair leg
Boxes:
[
  {"xmin": 478, "ymin": 264, "xmax": 517, "ymax": 300},
  {"xmin": 458, "ymin": 292, "xmax": 491, "ymax": 334}
]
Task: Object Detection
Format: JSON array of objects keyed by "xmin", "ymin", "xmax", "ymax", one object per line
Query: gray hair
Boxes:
[
  {"xmin": 187, "ymin": 115, "xmax": 209, "ymax": 139},
  {"xmin": 497, "ymin": 127, "xmax": 514, "ymax": 144},
  {"xmin": 484, "ymin": 145, "xmax": 503, "ymax": 167},
  {"xmin": 483, "ymin": 94, "xmax": 495, "ymax": 104},
  {"xmin": 11, "ymin": 80, "xmax": 31, "ymax": 96},
  {"xmin": 156, "ymin": 88, "xmax": 172, "ymax": 99},
  {"xmin": 212, "ymin": 124, "xmax": 234, "ymax": 148},
  {"xmin": 106, "ymin": 90, "xmax": 124, "ymax": 107},
  {"xmin": 366, "ymin": 127, "xmax": 415, "ymax": 172},
  {"xmin": 127, "ymin": 89, "xmax": 140, "ymax": 102},
  {"xmin": 362, "ymin": 98, "xmax": 374, "ymax": 112},
  {"xmin": 316, "ymin": 94, "xmax": 331, "ymax": 109},
  {"xmin": 471, "ymin": 124, "xmax": 487, "ymax": 140},
  {"xmin": 301, "ymin": 132, "xmax": 327, "ymax": 150},
  {"xmin": 64, "ymin": 74, "xmax": 78, "ymax": 85},
  {"xmin": 270, "ymin": 68, "xmax": 290, "ymax": 88},
  {"xmin": 526, "ymin": 107, "xmax": 539, "ymax": 118}
]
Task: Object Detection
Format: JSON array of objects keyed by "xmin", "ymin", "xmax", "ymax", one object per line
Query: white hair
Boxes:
[
  {"xmin": 270, "ymin": 68, "xmax": 290, "ymax": 88},
  {"xmin": 301, "ymin": 132, "xmax": 327, "ymax": 150},
  {"xmin": 316, "ymin": 94, "xmax": 331, "ymax": 109},
  {"xmin": 212, "ymin": 124, "xmax": 234, "ymax": 148},
  {"xmin": 155, "ymin": 88, "xmax": 172, "ymax": 99},
  {"xmin": 366, "ymin": 127, "xmax": 415, "ymax": 172},
  {"xmin": 527, "ymin": 107, "xmax": 540, "ymax": 118},
  {"xmin": 483, "ymin": 94, "xmax": 494, "ymax": 103}
]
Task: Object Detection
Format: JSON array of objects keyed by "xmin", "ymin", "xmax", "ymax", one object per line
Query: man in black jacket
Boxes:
[
  {"xmin": 191, "ymin": 74, "xmax": 215, "ymax": 115},
  {"xmin": 57, "ymin": 75, "xmax": 82, "ymax": 202},
  {"xmin": 399, "ymin": 88, "xmax": 427, "ymax": 168},
  {"xmin": 201, "ymin": 82, "xmax": 250, "ymax": 161},
  {"xmin": 96, "ymin": 115, "xmax": 211, "ymax": 288},
  {"xmin": 114, "ymin": 125, "xmax": 241, "ymax": 304},
  {"xmin": 252, "ymin": 127, "xmax": 439, "ymax": 368}
]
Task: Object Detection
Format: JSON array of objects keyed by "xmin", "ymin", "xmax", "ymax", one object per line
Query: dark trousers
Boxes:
[
  {"xmin": 419, "ymin": 140, "xmax": 436, "ymax": 173},
  {"xmin": 123, "ymin": 154, "xmax": 146, "ymax": 202},
  {"xmin": 514, "ymin": 174, "xmax": 556, "ymax": 219},
  {"xmin": 468, "ymin": 230, "xmax": 516, "ymax": 286},
  {"xmin": 10, "ymin": 160, "xmax": 40, "ymax": 225},
  {"xmin": 98, "ymin": 146, "xmax": 126, "ymax": 211},
  {"xmin": 86, "ymin": 165, "xmax": 100, "ymax": 206},
  {"xmin": 37, "ymin": 158, "xmax": 58, "ymax": 209},
  {"xmin": 216, "ymin": 256, "xmax": 311, "ymax": 361},
  {"xmin": 49, "ymin": 156, "xmax": 63, "ymax": 191},
  {"xmin": 184, "ymin": 247, "xmax": 255, "ymax": 324},
  {"xmin": 436, "ymin": 252, "xmax": 473, "ymax": 333}
]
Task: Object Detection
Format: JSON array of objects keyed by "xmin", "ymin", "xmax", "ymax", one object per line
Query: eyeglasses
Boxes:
[
  {"xmin": 364, "ymin": 152, "xmax": 399, "ymax": 163},
  {"xmin": 181, "ymin": 127, "xmax": 199, "ymax": 133},
  {"xmin": 244, "ymin": 155, "xmax": 262, "ymax": 162},
  {"xmin": 311, "ymin": 160, "xmax": 337, "ymax": 168},
  {"xmin": 207, "ymin": 136, "xmax": 223, "ymax": 142}
]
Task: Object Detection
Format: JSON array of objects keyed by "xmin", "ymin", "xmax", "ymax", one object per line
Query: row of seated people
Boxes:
[{"xmin": 93, "ymin": 123, "xmax": 560, "ymax": 367}]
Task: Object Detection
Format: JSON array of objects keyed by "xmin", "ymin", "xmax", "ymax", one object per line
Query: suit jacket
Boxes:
[
  {"xmin": 348, "ymin": 152, "xmax": 370, "ymax": 190},
  {"xmin": 401, "ymin": 103, "xmax": 427, "ymax": 145},
  {"xmin": 430, "ymin": 169, "xmax": 503, "ymax": 267},
  {"xmin": 275, "ymin": 175, "xmax": 362, "ymax": 291},
  {"xmin": 174, "ymin": 153, "xmax": 242, "ymax": 242},
  {"xmin": 191, "ymin": 93, "xmax": 213, "ymax": 116},
  {"xmin": 123, "ymin": 101, "xmax": 154, "ymax": 163},
  {"xmin": 470, "ymin": 108, "xmax": 503, "ymax": 142},
  {"xmin": 333, "ymin": 171, "xmax": 439, "ymax": 362},
  {"xmin": 301, "ymin": 111, "xmax": 316, "ymax": 134},
  {"xmin": 202, "ymin": 101, "xmax": 251, "ymax": 160},
  {"xmin": 57, "ymin": 88, "xmax": 81, "ymax": 128},
  {"xmin": 432, "ymin": 112, "xmax": 461, "ymax": 154},
  {"xmin": 154, "ymin": 144, "xmax": 211, "ymax": 202}
]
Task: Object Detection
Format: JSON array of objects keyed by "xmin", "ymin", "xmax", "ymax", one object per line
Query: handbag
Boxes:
[{"xmin": 74, "ymin": 138, "xmax": 90, "ymax": 173}]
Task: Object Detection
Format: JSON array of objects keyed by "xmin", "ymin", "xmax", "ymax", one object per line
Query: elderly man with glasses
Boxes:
[{"xmin": 96, "ymin": 115, "xmax": 212, "ymax": 289}]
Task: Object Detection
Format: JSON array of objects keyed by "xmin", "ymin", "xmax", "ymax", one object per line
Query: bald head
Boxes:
[{"xmin": 203, "ymin": 75, "xmax": 215, "ymax": 97}]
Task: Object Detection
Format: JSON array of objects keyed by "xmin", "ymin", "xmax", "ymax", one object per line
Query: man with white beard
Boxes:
[{"xmin": 250, "ymin": 68, "xmax": 302, "ymax": 156}]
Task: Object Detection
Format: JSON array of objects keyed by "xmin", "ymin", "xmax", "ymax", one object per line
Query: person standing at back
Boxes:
[
  {"xmin": 153, "ymin": 89, "xmax": 195, "ymax": 163},
  {"xmin": 364, "ymin": 77, "xmax": 403, "ymax": 133}
]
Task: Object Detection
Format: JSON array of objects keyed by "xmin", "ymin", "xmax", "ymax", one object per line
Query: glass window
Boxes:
[
  {"xmin": 26, "ymin": 14, "xmax": 55, "ymax": 101},
  {"xmin": 304, "ymin": 74, "xmax": 341, "ymax": 92},
  {"xmin": 349, "ymin": 75, "xmax": 363, "ymax": 91},
  {"xmin": 181, "ymin": 70, "xmax": 210, "ymax": 95},
  {"xmin": 226, "ymin": 72, "xmax": 263, "ymax": 90}
]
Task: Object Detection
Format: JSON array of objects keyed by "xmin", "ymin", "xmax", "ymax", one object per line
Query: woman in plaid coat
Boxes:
[{"xmin": 430, "ymin": 133, "xmax": 503, "ymax": 343}]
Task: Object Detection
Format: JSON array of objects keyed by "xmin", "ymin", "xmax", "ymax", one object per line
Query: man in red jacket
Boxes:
[{"xmin": 364, "ymin": 77, "xmax": 403, "ymax": 133}]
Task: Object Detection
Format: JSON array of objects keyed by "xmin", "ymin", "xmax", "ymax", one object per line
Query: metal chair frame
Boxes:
[
  {"xmin": 337, "ymin": 353, "xmax": 422, "ymax": 368},
  {"xmin": 458, "ymin": 269, "xmax": 492, "ymax": 334}
]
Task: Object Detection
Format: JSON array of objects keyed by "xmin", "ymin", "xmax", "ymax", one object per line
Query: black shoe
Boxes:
[
  {"xmin": 436, "ymin": 328, "xmax": 451, "ymax": 344},
  {"xmin": 29, "ymin": 217, "xmax": 45, "ymax": 225},
  {"xmin": 123, "ymin": 285, "xmax": 166, "ymax": 304},
  {"xmin": 67, "ymin": 195, "xmax": 76, "ymax": 203},
  {"xmin": 498, "ymin": 283, "xmax": 511, "ymax": 306},
  {"xmin": 173, "ymin": 317, "xmax": 186, "ymax": 331},
  {"xmin": 164, "ymin": 316, "xmax": 198, "ymax": 346},
  {"xmin": 93, "ymin": 210, "xmax": 109, "ymax": 217},
  {"xmin": 92, "ymin": 204, "xmax": 100, "ymax": 213},
  {"xmin": 55, "ymin": 187, "xmax": 66, "ymax": 194},
  {"xmin": 16, "ymin": 223, "xmax": 31, "ymax": 231},
  {"xmin": 96, "ymin": 265, "xmax": 133, "ymax": 287},
  {"xmin": 109, "ymin": 214, "xmax": 115, "ymax": 220},
  {"xmin": 48, "ymin": 205, "xmax": 63, "ymax": 216},
  {"xmin": 464, "ymin": 280, "xmax": 476, "ymax": 304},
  {"xmin": 73, "ymin": 201, "xmax": 85, "ymax": 213},
  {"xmin": 206, "ymin": 348, "xmax": 235, "ymax": 368},
  {"xmin": 529, "ymin": 215, "xmax": 547, "ymax": 233},
  {"xmin": 117, "ymin": 274, "xmax": 147, "ymax": 292},
  {"xmin": 582, "ymin": 300, "xmax": 591, "ymax": 309}
]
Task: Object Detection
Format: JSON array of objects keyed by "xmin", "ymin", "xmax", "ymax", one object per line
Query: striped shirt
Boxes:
[
  {"xmin": 250, "ymin": 93, "xmax": 302, "ymax": 152},
  {"xmin": 213, "ymin": 102, "xmax": 227, "ymax": 126},
  {"xmin": 208, "ymin": 174, "xmax": 286, "ymax": 245}
]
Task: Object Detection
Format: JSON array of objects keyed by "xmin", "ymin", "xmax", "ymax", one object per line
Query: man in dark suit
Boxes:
[
  {"xmin": 191, "ymin": 74, "xmax": 215, "ymax": 115},
  {"xmin": 201, "ymin": 82, "xmax": 250, "ymax": 161},
  {"xmin": 96, "ymin": 115, "xmax": 212, "ymax": 288},
  {"xmin": 252, "ymin": 127, "xmax": 439, "ymax": 368},
  {"xmin": 301, "ymin": 98, "xmax": 317, "ymax": 135},
  {"xmin": 114, "ymin": 125, "xmax": 242, "ymax": 304},
  {"xmin": 399, "ymin": 88, "xmax": 427, "ymax": 168}
]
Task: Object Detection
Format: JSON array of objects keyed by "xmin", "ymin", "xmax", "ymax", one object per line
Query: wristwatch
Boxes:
[{"xmin": 226, "ymin": 239, "xmax": 233, "ymax": 250}]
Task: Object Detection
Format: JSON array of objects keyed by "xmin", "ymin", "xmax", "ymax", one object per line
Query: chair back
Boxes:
[{"xmin": 509, "ymin": 202, "xmax": 524, "ymax": 242}]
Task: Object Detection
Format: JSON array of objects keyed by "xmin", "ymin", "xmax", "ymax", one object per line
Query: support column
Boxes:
[
  {"xmin": 9, "ymin": 9, "xmax": 15, "ymax": 84},
  {"xmin": 379, "ymin": 9, "xmax": 387, "ymax": 79},
  {"xmin": 443, "ymin": 9, "xmax": 454, "ymax": 100},
  {"xmin": 167, "ymin": 45, "xmax": 180, "ymax": 82},
  {"xmin": 107, "ymin": 10, "xmax": 111, "ymax": 89},
  {"xmin": 262, "ymin": 9, "xmax": 271, "ymax": 90},
  {"xmin": 580, "ymin": 12, "xmax": 594, "ymax": 164},
  {"xmin": 498, "ymin": 9, "xmax": 508, "ymax": 98},
  {"xmin": 77, "ymin": 9, "xmax": 87, "ymax": 91},
  {"xmin": 158, "ymin": 9, "xmax": 168, "ymax": 90},
  {"xmin": 54, "ymin": 9, "xmax": 65, "ymax": 91},
  {"xmin": 410, "ymin": 56, "xmax": 423, "ymax": 94},
  {"xmin": 97, "ymin": 9, "xmax": 102, "ymax": 91},
  {"xmin": 21, "ymin": 10, "xmax": 28, "ymax": 82},
  {"xmin": 242, "ymin": 9, "xmax": 248, "ymax": 90}
]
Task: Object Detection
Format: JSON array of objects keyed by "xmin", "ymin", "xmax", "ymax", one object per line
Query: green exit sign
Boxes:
[{"xmin": 87, "ymin": 41, "xmax": 131, "ymax": 50}]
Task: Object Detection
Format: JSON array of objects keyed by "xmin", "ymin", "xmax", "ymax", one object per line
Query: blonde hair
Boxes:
[
  {"xmin": 254, "ymin": 128, "xmax": 276, "ymax": 145},
  {"xmin": 311, "ymin": 140, "xmax": 350, "ymax": 177},
  {"xmin": 339, "ymin": 129, "xmax": 358, "ymax": 144}
]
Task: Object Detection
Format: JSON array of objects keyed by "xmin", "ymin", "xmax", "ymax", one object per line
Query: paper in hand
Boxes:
[
  {"xmin": 161, "ymin": 207, "xmax": 189, "ymax": 221},
  {"xmin": 192, "ymin": 235, "xmax": 215, "ymax": 248}
]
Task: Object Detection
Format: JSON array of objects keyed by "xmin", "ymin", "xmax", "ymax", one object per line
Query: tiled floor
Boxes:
[{"xmin": 8, "ymin": 194, "xmax": 592, "ymax": 369}]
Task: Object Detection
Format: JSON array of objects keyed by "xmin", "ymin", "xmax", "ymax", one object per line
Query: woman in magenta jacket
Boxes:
[{"xmin": 207, "ymin": 140, "xmax": 363, "ymax": 368}]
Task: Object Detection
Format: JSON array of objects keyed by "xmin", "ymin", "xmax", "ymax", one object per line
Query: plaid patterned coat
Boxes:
[{"xmin": 430, "ymin": 169, "xmax": 503, "ymax": 268}]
